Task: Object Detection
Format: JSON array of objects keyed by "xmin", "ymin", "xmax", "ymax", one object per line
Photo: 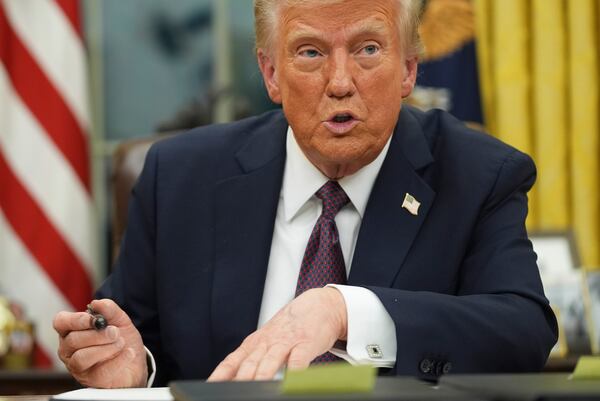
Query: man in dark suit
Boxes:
[{"xmin": 53, "ymin": 0, "xmax": 557, "ymax": 388}]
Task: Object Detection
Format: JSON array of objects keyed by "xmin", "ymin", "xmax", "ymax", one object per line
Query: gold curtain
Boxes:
[{"xmin": 475, "ymin": 0, "xmax": 600, "ymax": 268}]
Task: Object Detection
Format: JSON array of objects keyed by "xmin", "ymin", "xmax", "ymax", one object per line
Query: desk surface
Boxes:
[
  {"xmin": 171, "ymin": 377, "xmax": 481, "ymax": 401},
  {"xmin": 440, "ymin": 373, "xmax": 600, "ymax": 400},
  {"xmin": 0, "ymin": 369, "xmax": 79, "ymax": 396},
  {"xmin": 0, "ymin": 396, "xmax": 49, "ymax": 401},
  {"xmin": 0, "ymin": 370, "xmax": 595, "ymax": 401}
]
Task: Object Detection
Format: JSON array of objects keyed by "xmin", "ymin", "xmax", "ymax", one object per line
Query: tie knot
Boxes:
[{"xmin": 316, "ymin": 181, "xmax": 350, "ymax": 219}]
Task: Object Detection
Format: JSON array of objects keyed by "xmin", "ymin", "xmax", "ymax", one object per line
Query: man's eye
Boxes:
[
  {"xmin": 299, "ymin": 49, "xmax": 320, "ymax": 58},
  {"xmin": 362, "ymin": 45, "xmax": 379, "ymax": 55}
]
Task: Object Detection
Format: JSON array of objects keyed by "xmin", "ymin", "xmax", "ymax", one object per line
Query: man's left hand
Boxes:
[{"xmin": 207, "ymin": 287, "xmax": 347, "ymax": 381}]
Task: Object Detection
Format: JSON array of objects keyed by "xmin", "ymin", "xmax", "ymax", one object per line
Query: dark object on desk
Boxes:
[
  {"xmin": 170, "ymin": 377, "xmax": 485, "ymax": 401},
  {"xmin": 440, "ymin": 373, "xmax": 600, "ymax": 401}
]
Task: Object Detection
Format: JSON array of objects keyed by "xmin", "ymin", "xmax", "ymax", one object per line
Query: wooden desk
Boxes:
[
  {"xmin": 0, "ymin": 397, "xmax": 49, "ymax": 401},
  {"xmin": 0, "ymin": 370, "xmax": 80, "ymax": 396}
]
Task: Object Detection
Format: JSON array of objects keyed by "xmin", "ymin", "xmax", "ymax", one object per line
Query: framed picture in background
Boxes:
[
  {"xmin": 583, "ymin": 271, "xmax": 600, "ymax": 354},
  {"xmin": 530, "ymin": 231, "xmax": 591, "ymax": 356}
]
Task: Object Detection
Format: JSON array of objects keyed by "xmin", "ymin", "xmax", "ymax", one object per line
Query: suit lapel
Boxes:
[
  {"xmin": 211, "ymin": 114, "xmax": 287, "ymax": 362},
  {"xmin": 348, "ymin": 107, "xmax": 436, "ymax": 287}
]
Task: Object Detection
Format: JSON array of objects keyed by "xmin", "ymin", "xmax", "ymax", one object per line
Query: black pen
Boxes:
[{"xmin": 86, "ymin": 304, "xmax": 107, "ymax": 330}]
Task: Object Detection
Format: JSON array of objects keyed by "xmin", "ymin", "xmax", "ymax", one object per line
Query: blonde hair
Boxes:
[{"xmin": 254, "ymin": 0, "xmax": 424, "ymax": 58}]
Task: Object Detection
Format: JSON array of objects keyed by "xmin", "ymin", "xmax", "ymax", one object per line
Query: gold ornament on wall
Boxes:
[{"xmin": 419, "ymin": 0, "xmax": 476, "ymax": 62}]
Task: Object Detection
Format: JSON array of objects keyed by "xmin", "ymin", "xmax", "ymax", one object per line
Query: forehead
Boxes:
[{"xmin": 278, "ymin": 0, "xmax": 400, "ymax": 42}]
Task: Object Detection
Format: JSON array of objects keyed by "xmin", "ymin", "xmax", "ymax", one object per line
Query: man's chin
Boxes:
[{"xmin": 312, "ymin": 152, "xmax": 377, "ymax": 179}]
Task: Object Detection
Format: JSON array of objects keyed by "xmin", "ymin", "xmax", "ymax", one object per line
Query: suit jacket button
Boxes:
[
  {"xmin": 442, "ymin": 362, "xmax": 452, "ymax": 374},
  {"xmin": 435, "ymin": 361, "xmax": 444, "ymax": 376},
  {"xmin": 419, "ymin": 358, "xmax": 432, "ymax": 373}
]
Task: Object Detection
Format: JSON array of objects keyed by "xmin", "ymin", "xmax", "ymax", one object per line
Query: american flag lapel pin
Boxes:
[{"xmin": 402, "ymin": 193, "xmax": 420, "ymax": 216}]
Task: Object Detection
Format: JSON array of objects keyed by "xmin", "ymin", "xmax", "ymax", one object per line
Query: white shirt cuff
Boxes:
[
  {"xmin": 145, "ymin": 346, "xmax": 157, "ymax": 387},
  {"xmin": 326, "ymin": 284, "xmax": 396, "ymax": 368}
]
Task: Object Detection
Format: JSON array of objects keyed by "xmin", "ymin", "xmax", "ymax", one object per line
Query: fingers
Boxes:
[
  {"xmin": 60, "ymin": 326, "xmax": 121, "ymax": 359},
  {"xmin": 67, "ymin": 337, "xmax": 126, "ymax": 373},
  {"xmin": 234, "ymin": 342, "xmax": 268, "ymax": 381},
  {"xmin": 70, "ymin": 344, "xmax": 147, "ymax": 389},
  {"xmin": 53, "ymin": 298, "xmax": 129, "ymax": 339},
  {"xmin": 210, "ymin": 342, "xmax": 314, "ymax": 381},
  {"xmin": 207, "ymin": 347, "xmax": 250, "ymax": 382},
  {"xmin": 53, "ymin": 311, "xmax": 93, "ymax": 337},
  {"xmin": 254, "ymin": 343, "xmax": 291, "ymax": 380},
  {"xmin": 75, "ymin": 347, "xmax": 137, "ymax": 389}
]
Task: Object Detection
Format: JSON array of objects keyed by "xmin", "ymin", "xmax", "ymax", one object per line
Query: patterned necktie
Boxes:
[{"xmin": 295, "ymin": 180, "xmax": 350, "ymax": 363}]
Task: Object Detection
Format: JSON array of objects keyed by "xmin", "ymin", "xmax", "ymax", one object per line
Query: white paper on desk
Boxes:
[{"xmin": 52, "ymin": 387, "xmax": 173, "ymax": 401}]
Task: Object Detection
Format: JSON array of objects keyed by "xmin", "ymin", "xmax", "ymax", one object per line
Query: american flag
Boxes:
[
  {"xmin": 0, "ymin": 0, "xmax": 96, "ymax": 367},
  {"xmin": 402, "ymin": 193, "xmax": 421, "ymax": 216}
]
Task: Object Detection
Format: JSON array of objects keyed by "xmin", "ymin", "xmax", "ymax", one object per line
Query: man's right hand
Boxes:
[{"xmin": 53, "ymin": 299, "xmax": 148, "ymax": 388}]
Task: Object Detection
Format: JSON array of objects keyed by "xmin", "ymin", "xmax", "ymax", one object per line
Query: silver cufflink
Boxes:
[{"xmin": 366, "ymin": 344, "xmax": 383, "ymax": 359}]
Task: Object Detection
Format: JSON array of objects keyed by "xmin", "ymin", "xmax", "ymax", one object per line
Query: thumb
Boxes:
[{"xmin": 89, "ymin": 299, "xmax": 132, "ymax": 328}]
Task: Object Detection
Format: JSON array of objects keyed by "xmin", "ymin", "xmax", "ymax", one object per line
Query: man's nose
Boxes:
[{"xmin": 325, "ymin": 50, "xmax": 355, "ymax": 99}]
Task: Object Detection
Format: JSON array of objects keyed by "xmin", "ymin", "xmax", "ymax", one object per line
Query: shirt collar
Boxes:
[{"xmin": 281, "ymin": 126, "xmax": 392, "ymax": 222}]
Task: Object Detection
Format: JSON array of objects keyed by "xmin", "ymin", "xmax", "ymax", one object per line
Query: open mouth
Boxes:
[
  {"xmin": 331, "ymin": 114, "xmax": 354, "ymax": 123},
  {"xmin": 324, "ymin": 112, "xmax": 359, "ymax": 134}
]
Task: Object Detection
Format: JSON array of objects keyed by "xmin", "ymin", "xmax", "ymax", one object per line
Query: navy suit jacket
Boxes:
[{"xmin": 98, "ymin": 106, "xmax": 557, "ymax": 386}]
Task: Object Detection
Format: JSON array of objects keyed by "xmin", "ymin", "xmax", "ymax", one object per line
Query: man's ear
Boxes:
[
  {"xmin": 401, "ymin": 56, "xmax": 418, "ymax": 98},
  {"xmin": 257, "ymin": 49, "xmax": 282, "ymax": 104}
]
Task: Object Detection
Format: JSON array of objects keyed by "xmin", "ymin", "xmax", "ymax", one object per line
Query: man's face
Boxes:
[{"xmin": 258, "ymin": 0, "xmax": 417, "ymax": 178}]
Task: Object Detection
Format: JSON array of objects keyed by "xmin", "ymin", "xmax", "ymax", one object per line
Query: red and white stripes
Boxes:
[{"xmin": 0, "ymin": 0, "xmax": 96, "ymax": 367}]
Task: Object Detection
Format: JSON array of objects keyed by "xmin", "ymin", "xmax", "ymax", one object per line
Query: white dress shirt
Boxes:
[{"xmin": 258, "ymin": 127, "xmax": 397, "ymax": 367}]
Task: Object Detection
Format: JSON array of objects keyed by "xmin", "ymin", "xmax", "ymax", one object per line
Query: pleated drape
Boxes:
[{"xmin": 475, "ymin": 0, "xmax": 599, "ymax": 268}]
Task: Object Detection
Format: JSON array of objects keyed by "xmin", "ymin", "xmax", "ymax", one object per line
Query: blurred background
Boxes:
[{"xmin": 0, "ymin": 0, "xmax": 598, "ymax": 385}]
